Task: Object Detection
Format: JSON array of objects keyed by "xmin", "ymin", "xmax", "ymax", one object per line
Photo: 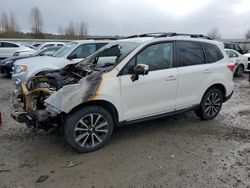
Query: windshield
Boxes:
[
  {"xmin": 53, "ymin": 42, "xmax": 78, "ymax": 58},
  {"xmin": 77, "ymin": 42, "xmax": 140, "ymax": 68}
]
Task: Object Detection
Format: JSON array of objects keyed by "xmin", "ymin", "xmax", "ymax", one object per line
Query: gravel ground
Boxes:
[{"xmin": 0, "ymin": 74, "xmax": 250, "ymax": 188}]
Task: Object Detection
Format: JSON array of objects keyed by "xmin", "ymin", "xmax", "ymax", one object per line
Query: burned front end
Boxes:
[{"xmin": 11, "ymin": 64, "xmax": 103, "ymax": 130}]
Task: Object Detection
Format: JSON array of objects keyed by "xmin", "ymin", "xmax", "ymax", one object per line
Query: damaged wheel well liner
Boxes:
[{"xmin": 66, "ymin": 100, "xmax": 119, "ymax": 127}]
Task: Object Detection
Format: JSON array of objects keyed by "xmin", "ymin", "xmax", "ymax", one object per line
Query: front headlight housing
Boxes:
[{"xmin": 14, "ymin": 65, "xmax": 27, "ymax": 74}]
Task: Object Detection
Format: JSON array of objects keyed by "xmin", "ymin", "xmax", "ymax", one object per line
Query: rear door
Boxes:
[{"xmin": 175, "ymin": 41, "xmax": 213, "ymax": 109}]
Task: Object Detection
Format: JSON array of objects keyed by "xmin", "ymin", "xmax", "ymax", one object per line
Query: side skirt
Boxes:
[{"xmin": 119, "ymin": 104, "xmax": 200, "ymax": 126}]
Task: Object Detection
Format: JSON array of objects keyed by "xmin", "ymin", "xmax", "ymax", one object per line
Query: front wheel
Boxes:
[
  {"xmin": 195, "ymin": 88, "xmax": 223, "ymax": 120},
  {"xmin": 64, "ymin": 105, "xmax": 114, "ymax": 153}
]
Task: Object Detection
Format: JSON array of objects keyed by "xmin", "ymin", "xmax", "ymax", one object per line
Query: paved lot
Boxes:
[{"xmin": 0, "ymin": 74, "xmax": 250, "ymax": 188}]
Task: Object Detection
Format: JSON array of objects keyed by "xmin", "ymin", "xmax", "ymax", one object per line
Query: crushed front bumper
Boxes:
[{"xmin": 10, "ymin": 82, "xmax": 51, "ymax": 127}]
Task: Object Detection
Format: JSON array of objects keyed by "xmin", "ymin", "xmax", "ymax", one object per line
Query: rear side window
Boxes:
[
  {"xmin": 57, "ymin": 44, "xmax": 64, "ymax": 46},
  {"xmin": 203, "ymin": 43, "xmax": 224, "ymax": 63},
  {"xmin": 176, "ymin": 41, "xmax": 205, "ymax": 67},
  {"xmin": 1, "ymin": 42, "xmax": 19, "ymax": 48}
]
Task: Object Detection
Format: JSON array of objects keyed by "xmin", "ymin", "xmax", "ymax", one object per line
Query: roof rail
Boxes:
[
  {"xmin": 125, "ymin": 32, "xmax": 174, "ymax": 39},
  {"xmin": 156, "ymin": 33, "xmax": 212, "ymax": 40},
  {"xmin": 125, "ymin": 32, "xmax": 212, "ymax": 40}
]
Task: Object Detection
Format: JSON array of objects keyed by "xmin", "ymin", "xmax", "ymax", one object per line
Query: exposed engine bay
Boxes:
[{"xmin": 25, "ymin": 64, "xmax": 94, "ymax": 111}]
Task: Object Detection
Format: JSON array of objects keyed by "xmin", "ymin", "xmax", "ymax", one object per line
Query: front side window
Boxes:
[
  {"xmin": 41, "ymin": 44, "xmax": 54, "ymax": 50},
  {"xmin": 120, "ymin": 42, "xmax": 173, "ymax": 75},
  {"xmin": 176, "ymin": 41, "xmax": 205, "ymax": 67},
  {"xmin": 137, "ymin": 42, "xmax": 173, "ymax": 71},
  {"xmin": 203, "ymin": 42, "xmax": 224, "ymax": 63},
  {"xmin": 71, "ymin": 44, "xmax": 96, "ymax": 58}
]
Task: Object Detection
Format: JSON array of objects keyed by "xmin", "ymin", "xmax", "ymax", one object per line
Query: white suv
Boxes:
[{"xmin": 11, "ymin": 33, "xmax": 234, "ymax": 153}]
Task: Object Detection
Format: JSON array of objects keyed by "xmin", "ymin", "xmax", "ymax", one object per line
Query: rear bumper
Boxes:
[{"xmin": 224, "ymin": 90, "xmax": 234, "ymax": 103}]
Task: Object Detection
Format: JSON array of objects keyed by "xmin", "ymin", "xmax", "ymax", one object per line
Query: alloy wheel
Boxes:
[
  {"xmin": 204, "ymin": 92, "xmax": 222, "ymax": 117},
  {"xmin": 74, "ymin": 113, "xmax": 108, "ymax": 148}
]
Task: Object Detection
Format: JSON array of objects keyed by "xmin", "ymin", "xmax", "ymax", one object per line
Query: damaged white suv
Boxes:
[{"xmin": 11, "ymin": 33, "xmax": 234, "ymax": 153}]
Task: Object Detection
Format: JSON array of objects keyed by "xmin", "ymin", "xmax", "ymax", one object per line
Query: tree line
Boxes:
[{"xmin": 0, "ymin": 7, "xmax": 88, "ymax": 39}]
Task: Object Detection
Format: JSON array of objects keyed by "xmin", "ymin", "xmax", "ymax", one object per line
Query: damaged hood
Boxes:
[
  {"xmin": 44, "ymin": 71, "xmax": 103, "ymax": 113},
  {"xmin": 14, "ymin": 56, "xmax": 65, "ymax": 68}
]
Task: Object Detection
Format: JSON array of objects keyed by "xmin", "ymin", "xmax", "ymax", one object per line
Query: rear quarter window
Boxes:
[{"xmin": 203, "ymin": 43, "xmax": 224, "ymax": 63}]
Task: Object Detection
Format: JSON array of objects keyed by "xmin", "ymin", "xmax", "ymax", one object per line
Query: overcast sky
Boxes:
[{"xmin": 1, "ymin": 0, "xmax": 250, "ymax": 38}]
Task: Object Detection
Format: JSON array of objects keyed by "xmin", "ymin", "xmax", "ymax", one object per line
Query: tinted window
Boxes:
[
  {"xmin": 71, "ymin": 44, "xmax": 96, "ymax": 58},
  {"xmin": 41, "ymin": 44, "xmax": 54, "ymax": 50},
  {"xmin": 1, "ymin": 42, "xmax": 19, "ymax": 48},
  {"xmin": 137, "ymin": 42, "xmax": 173, "ymax": 71},
  {"xmin": 120, "ymin": 57, "xmax": 136, "ymax": 75},
  {"xmin": 176, "ymin": 41, "xmax": 205, "ymax": 67},
  {"xmin": 226, "ymin": 50, "xmax": 238, "ymax": 58},
  {"xmin": 203, "ymin": 43, "xmax": 224, "ymax": 63},
  {"xmin": 57, "ymin": 44, "xmax": 64, "ymax": 46},
  {"xmin": 96, "ymin": 43, "xmax": 108, "ymax": 50}
]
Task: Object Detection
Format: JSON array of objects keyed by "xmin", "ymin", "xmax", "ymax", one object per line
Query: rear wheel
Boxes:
[
  {"xmin": 64, "ymin": 105, "xmax": 114, "ymax": 153},
  {"xmin": 234, "ymin": 65, "xmax": 244, "ymax": 77},
  {"xmin": 195, "ymin": 88, "xmax": 223, "ymax": 120}
]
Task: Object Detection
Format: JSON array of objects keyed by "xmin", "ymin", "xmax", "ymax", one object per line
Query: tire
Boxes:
[
  {"xmin": 195, "ymin": 88, "xmax": 223, "ymax": 120},
  {"xmin": 64, "ymin": 105, "xmax": 114, "ymax": 153},
  {"xmin": 6, "ymin": 71, "xmax": 11, "ymax": 78},
  {"xmin": 234, "ymin": 65, "xmax": 244, "ymax": 77}
]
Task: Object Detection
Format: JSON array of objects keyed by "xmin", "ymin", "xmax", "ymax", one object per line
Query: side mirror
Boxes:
[
  {"xmin": 67, "ymin": 53, "xmax": 77, "ymax": 60},
  {"xmin": 130, "ymin": 64, "xmax": 149, "ymax": 82}
]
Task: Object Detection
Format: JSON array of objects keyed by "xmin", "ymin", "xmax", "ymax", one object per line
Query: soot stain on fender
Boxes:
[{"xmin": 44, "ymin": 71, "xmax": 103, "ymax": 113}]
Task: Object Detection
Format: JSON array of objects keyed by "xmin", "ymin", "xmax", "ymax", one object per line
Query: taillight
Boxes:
[{"xmin": 227, "ymin": 63, "xmax": 235, "ymax": 72}]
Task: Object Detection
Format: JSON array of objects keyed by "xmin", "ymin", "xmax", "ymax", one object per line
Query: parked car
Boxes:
[
  {"xmin": 224, "ymin": 42, "xmax": 248, "ymax": 54},
  {"xmin": 225, "ymin": 49, "xmax": 248, "ymax": 76},
  {"xmin": 11, "ymin": 33, "xmax": 234, "ymax": 153},
  {"xmin": 243, "ymin": 53, "xmax": 250, "ymax": 71},
  {"xmin": 36, "ymin": 42, "xmax": 65, "ymax": 51},
  {"xmin": 0, "ymin": 46, "xmax": 62, "ymax": 77},
  {"xmin": 0, "ymin": 41, "xmax": 33, "ymax": 60},
  {"xmin": 12, "ymin": 40, "xmax": 110, "ymax": 82}
]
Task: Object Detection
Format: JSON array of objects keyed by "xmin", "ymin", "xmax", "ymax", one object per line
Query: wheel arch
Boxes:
[
  {"xmin": 67, "ymin": 100, "xmax": 120, "ymax": 127},
  {"xmin": 202, "ymin": 83, "xmax": 227, "ymax": 102}
]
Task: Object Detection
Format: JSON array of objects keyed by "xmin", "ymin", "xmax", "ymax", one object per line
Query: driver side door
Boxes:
[{"xmin": 119, "ymin": 42, "xmax": 178, "ymax": 121}]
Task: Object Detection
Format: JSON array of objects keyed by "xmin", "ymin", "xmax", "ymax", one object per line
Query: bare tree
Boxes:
[
  {"xmin": 1, "ymin": 12, "xmax": 9, "ymax": 32},
  {"xmin": 29, "ymin": 7, "xmax": 44, "ymax": 38},
  {"xmin": 79, "ymin": 21, "xmax": 88, "ymax": 39},
  {"xmin": 9, "ymin": 12, "xmax": 19, "ymax": 32},
  {"xmin": 245, "ymin": 30, "xmax": 250, "ymax": 39},
  {"xmin": 0, "ymin": 11, "xmax": 20, "ymax": 37},
  {"xmin": 65, "ymin": 21, "xmax": 77, "ymax": 39},
  {"xmin": 207, "ymin": 28, "xmax": 221, "ymax": 40}
]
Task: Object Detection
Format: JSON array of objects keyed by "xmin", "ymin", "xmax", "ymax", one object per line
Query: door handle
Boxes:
[
  {"xmin": 203, "ymin": 69, "xmax": 212, "ymax": 74},
  {"xmin": 166, "ymin": 75, "xmax": 177, "ymax": 81}
]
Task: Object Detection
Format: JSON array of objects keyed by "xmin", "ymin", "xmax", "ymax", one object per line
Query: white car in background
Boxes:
[
  {"xmin": 0, "ymin": 41, "xmax": 34, "ymax": 60},
  {"xmin": 36, "ymin": 42, "xmax": 65, "ymax": 51},
  {"xmin": 243, "ymin": 53, "xmax": 250, "ymax": 71},
  {"xmin": 225, "ymin": 49, "xmax": 248, "ymax": 76},
  {"xmin": 12, "ymin": 40, "xmax": 110, "ymax": 82}
]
